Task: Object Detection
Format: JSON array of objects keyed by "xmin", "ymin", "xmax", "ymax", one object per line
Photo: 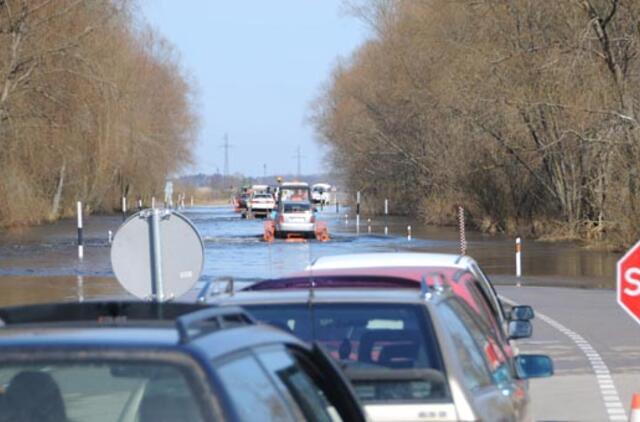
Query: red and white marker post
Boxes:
[{"xmin": 617, "ymin": 240, "xmax": 640, "ymax": 325}]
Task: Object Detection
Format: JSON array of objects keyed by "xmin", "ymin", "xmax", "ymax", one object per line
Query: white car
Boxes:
[
  {"xmin": 311, "ymin": 183, "xmax": 331, "ymax": 205},
  {"xmin": 247, "ymin": 192, "xmax": 275, "ymax": 217}
]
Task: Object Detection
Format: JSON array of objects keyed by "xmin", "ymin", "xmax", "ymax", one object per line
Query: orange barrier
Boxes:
[
  {"xmin": 630, "ymin": 393, "xmax": 640, "ymax": 422},
  {"xmin": 314, "ymin": 221, "xmax": 330, "ymax": 242},
  {"xmin": 263, "ymin": 221, "xmax": 275, "ymax": 242}
]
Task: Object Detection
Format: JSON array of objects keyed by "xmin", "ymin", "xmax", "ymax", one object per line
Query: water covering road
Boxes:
[
  {"xmin": 1, "ymin": 204, "xmax": 639, "ymax": 421},
  {"xmin": 0, "ymin": 204, "xmax": 621, "ymax": 306}
]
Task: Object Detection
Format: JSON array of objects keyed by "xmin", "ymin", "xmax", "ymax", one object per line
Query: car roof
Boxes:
[
  {"xmin": 248, "ymin": 269, "xmax": 482, "ymax": 314},
  {"xmin": 282, "ymin": 200, "xmax": 311, "ymax": 205},
  {"xmin": 0, "ymin": 301, "xmax": 307, "ymax": 360},
  {"xmin": 280, "ymin": 182, "xmax": 309, "ymax": 187},
  {"xmin": 308, "ymin": 252, "xmax": 475, "ymax": 271},
  {"xmin": 208, "ymin": 288, "xmax": 444, "ymax": 307}
]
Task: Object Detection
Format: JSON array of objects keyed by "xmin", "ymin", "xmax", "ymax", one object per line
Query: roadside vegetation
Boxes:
[
  {"xmin": 312, "ymin": 0, "xmax": 640, "ymax": 249},
  {"xmin": 0, "ymin": 0, "xmax": 197, "ymax": 227}
]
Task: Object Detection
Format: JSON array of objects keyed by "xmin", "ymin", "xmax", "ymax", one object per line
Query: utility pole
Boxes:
[
  {"xmin": 221, "ymin": 133, "xmax": 232, "ymax": 179},
  {"xmin": 263, "ymin": 163, "xmax": 267, "ymax": 181}
]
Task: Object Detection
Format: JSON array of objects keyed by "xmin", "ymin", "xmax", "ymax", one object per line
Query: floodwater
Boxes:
[{"xmin": 0, "ymin": 205, "xmax": 621, "ymax": 306}]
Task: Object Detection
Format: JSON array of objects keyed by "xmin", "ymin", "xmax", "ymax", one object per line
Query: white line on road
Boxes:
[{"xmin": 501, "ymin": 295, "xmax": 627, "ymax": 422}]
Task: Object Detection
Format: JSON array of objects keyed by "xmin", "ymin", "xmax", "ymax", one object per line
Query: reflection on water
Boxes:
[
  {"xmin": 0, "ymin": 276, "xmax": 125, "ymax": 307},
  {"xmin": 0, "ymin": 205, "xmax": 621, "ymax": 305}
]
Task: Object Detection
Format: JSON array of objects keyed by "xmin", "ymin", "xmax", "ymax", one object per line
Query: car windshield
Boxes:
[
  {"xmin": 280, "ymin": 188, "xmax": 310, "ymax": 202},
  {"xmin": 254, "ymin": 194, "xmax": 272, "ymax": 199},
  {"xmin": 0, "ymin": 359, "xmax": 205, "ymax": 422},
  {"xmin": 243, "ymin": 303, "xmax": 449, "ymax": 403},
  {"xmin": 283, "ymin": 202, "xmax": 311, "ymax": 213}
]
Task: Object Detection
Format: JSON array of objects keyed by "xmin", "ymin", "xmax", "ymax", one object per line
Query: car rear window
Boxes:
[
  {"xmin": 244, "ymin": 303, "xmax": 449, "ymax": 403},
  {"xmin": 0, "ymin": 359, "xmax": 206, "ymax": 422},
  {"xmin": 283, "ymin": 203, "xmax": 311, "ymax": 212}
]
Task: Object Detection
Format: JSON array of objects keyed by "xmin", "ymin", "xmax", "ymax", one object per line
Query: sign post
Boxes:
[{"xmin": 617, "ymin": 241, "xmax": 640, "ymax": 325}]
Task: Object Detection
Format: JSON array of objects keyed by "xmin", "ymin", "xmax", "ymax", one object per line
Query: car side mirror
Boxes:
[
  {"xmin": 509, "ymin": 305, "xmax": 534, "ymax": 321},
  {"xmin": 508, "ymin": 320, "xmax": 532, "ymax": 340},
  {"xmin": 515, "ymin": 354, "xmax": 553, "ymax": 379}
]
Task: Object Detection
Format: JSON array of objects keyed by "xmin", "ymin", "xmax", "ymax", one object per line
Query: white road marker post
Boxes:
[
  {"xmin": 367, "ymin": 218, "xmax": 371, "ymax": 234},
  {"xmin": 345, "ymin": 214, "xmax": 349, "ymax": 225},
  {"xmin": 76, "ymin": 201, "xmax": 84, "ymax": 260},
  {"xmin": 108, "ymin": 230, "xmax": 113, "ymax": 245},
  {"xmin": 516, "ymin": 237, "xmax": 522, "ymax": 286},
  {"xmin": 137, "ymin": 198, "xmax": 142, "ymax": 211},
  {"xmin": 190, "ymin": 195, "xmax": 194, "ymax": 207},
  {"xmin": 407, "ymin": 225, "xmax": 412, "ymax": 241},
  {"xmin": 384, "ymin": 198, "xmax": 389, "ymax": 236},
  {"xmin": 122, "ymin": 196, "xmax": 127, "ymax": 221},
  {"xmin": 151, "ymin": 196, "xmax": 156, "ymax": 209},
  {"xmin": 356, "ymin": 191, "xmax": 361, "ymax": 235},
  {"xmin": 77, "ymin": 275, "xmax": 84, "ymax": 303}
]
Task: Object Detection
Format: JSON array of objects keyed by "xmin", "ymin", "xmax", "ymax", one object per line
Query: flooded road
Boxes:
[{"xmin": 0, "ymin": 205, "xmax": 621, "ymax": 306}]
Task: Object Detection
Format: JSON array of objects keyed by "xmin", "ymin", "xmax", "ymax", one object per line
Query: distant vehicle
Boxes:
[
  {"xmin": 278, "ymin": 182, "xmax": 311, "ymax": 202},
  {"xmin": 0, "ymin": 301, "xmax": 366, "ymax": 422},
  {"xmin": 232, "ymin": 190, "xmax": 250, "ymax": 212},
  {"xmin": 250, "ymin": 184, "xmax": 270, "ymax": 194},
  {"xmin": 207, "ymin": 285, "xmax": 553, "ymax": 422},
  {"xmin": 311, "ymin": 183, "xmax": 331, "ymax": 205},
  {"xmin": 263, "ymin": 182, "xmax": 329, "ymax": 241},
  {"xmin": 246, "ymin": 192, "xmax": 275, "ymax": 218}
]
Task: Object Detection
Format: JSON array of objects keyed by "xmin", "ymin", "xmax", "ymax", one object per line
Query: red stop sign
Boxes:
[{"xmin": 617, "ymin": 241, "xmax": 640, "ymax": 325}]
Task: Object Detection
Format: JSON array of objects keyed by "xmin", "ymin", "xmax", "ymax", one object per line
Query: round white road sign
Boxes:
[{"xmin": 111, "ymin": 210, "xmax": 204, "ymax": 300}]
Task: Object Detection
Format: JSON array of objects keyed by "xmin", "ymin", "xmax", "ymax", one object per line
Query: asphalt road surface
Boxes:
[{"xmin": 497, "ymin": 283, "xmax": 640, "ymax": 422}]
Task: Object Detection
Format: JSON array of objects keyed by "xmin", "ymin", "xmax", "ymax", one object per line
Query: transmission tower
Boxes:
[
  {"xmin": 293, "ymin": 146, "xmax": 305, "ymax": 179},
  {"xmin": 220, "ymin": 133, "xmax": 232, "ymax": 178}
]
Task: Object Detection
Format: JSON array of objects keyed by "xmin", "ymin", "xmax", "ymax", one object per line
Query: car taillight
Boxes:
[{"xmin": 278, "ymin": 214, "xmax": 285, "ymax": 223}]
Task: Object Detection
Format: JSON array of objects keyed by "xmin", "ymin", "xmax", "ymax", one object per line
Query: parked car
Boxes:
[
  {"xmin": 0, "ymin": 301, "xmax": 366, "ymax": 422},
  {"xmin": 251, "ymin": 265, "xmax": 532, "ymax": 361},
  {"xmin": 207, "ymin": 285, "xmax": 553, "ymax": 422},
  {"xmin": 305, "ymin": 253, "xmax": 530, "ymax": 344}
]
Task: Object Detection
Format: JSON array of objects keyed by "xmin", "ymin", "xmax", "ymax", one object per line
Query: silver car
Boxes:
[
  {"xmin": 207, "ymin": 285, "xmax": 553, "ymax": 422},
  {"xmin": 274, "ymin": 200, "xmax": 316, "ymax": 236}
]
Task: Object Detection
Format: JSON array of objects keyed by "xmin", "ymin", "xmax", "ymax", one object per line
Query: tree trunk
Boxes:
[{"xmin": 50, "ymin": 161, "xmax": 66, "ymax": 219}]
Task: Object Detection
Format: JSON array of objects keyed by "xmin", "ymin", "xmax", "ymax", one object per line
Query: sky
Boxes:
[{"xmin": 140, "ymin": 1, "xmax": 368, "ymax": 177}]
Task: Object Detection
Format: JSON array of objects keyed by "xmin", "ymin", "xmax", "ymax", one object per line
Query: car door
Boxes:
[
  {"xmin": 253, "ymin": 343, "xmax": 367, "ymax": 422},
  {"xmin": 445, "ymin": 298, "xmax": 531, "ymax": 421},
  {"xmin": 437, "ymin": 300, "xmax": 517, "ymax": 422}
]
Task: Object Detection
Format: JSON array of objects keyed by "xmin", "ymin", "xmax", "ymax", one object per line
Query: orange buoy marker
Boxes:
[
  {"xmin": 315, "ymin": 222, "xmax": 330, "ymax": 242},
  {"xmin": 630, "ymin": 393, "xmax": 640, "ymax": 422},
  {"xmin": 263, "ymin": 221, "xmax": 275, "ymax": 242}
]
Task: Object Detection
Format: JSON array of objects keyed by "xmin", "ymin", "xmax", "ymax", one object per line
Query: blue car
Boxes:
[{"xmin": 0, "ymin": 301, "xmax": 366, "ymax": 422}]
